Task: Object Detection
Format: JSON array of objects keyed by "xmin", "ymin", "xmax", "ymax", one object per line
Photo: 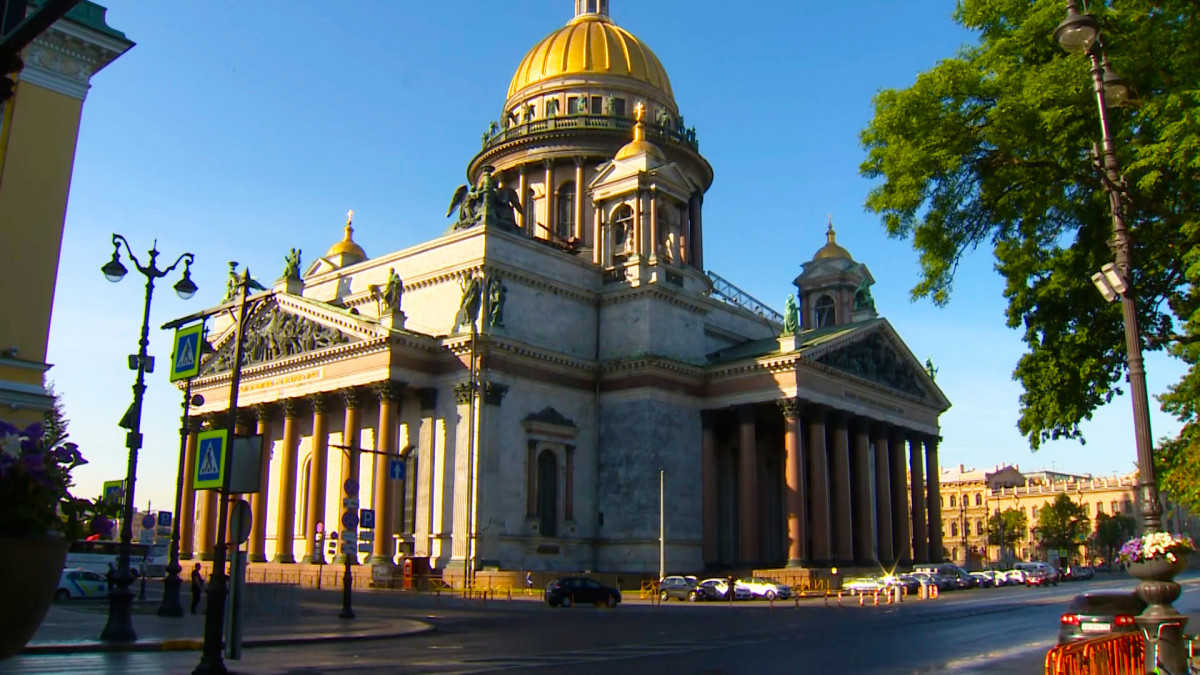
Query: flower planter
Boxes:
[
  {"xmin": 1127, "ymin": 553, "xmax": 1188, "ymax": 620},
  {"xmin": 1126, "ymin": 555, "xmax": 1188, "ymax": 582},
  {"xmin": 0, "ymin": 536, "xmax": 70, "ymax": 660}
]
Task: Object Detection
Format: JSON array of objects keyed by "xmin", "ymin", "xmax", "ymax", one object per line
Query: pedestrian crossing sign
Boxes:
[
  {"xmin": 194, "ymin": 429, "xmax": 227, "ymax": 490},
  {"xmin": 169, "ymin": 323, "xmax": 204, "ymax": 382}
]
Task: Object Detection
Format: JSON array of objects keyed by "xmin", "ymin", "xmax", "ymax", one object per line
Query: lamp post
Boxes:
[
  {"xmin": 99, "ymin": 235, "xmax": 196, "ymax": 643},
  {"xmin": 1053, "ymin": 3, "xmax": 1185, "ymax": 671}
]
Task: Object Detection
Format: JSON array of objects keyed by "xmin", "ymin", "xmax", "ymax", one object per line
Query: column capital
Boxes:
[
  {"xmin": 738, "ymin": 404, "xmax": 756, "ymax": 424},
  {"xmin": 483, "ymin": 382, "xmax": 508, "ymax": 406},
  {"xmin": 235, "ymin": 409, "xmax": 256, "ymax": 429},
  {"xmin": 452, "ymin": 381, "xmax": 473, "ymax": 406},
  {"xmin": 186, "ymin": 416, "xmax": 205, "ymax": 433},
  {"xmin": 777, "ymin": 398, "xmax": 802, "ymax": 420},
  {"xmin": 700, "ymin": 409, "xmax": 717, "ymax": 429},
  {"xmin": 375, "ymin": 380, "xmax": 406, "ymax": 403},
  {"xmin": 254, "ymin": 404, "xmax": 275, "ymax": 423},
  {"xmin": 280, "ymin": 397, "xmax": 305, "ymax": 419},
  {"xmin": 342, "ymin": 387, "xmax": 364, "ymax": 410},
  {"xmin": 417, "ymin": 387, "xmax": 438, "ymax": 413},
  {"xmin": 310, "ymin": 392, "xmax": 335, "ymax": 414}
]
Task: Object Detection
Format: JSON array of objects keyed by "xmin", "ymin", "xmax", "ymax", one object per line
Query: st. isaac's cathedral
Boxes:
[{"xmin": 180, "ymin": 0, "xmax": 950, "ymax": 578}]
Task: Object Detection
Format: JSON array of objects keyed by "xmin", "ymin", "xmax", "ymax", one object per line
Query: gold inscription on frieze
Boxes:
[{"xmin": 239, "ymin": 368, "xmax": 323, "ymax": 394}]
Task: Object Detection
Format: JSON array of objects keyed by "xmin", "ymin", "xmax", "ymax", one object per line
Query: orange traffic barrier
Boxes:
[
  {"xmin": 858, "ymin": 592, "xmax": 865, "ymax": 607},
  {"xmin": 1044, "ymin": 632, "xmax": 1143, "ymax": 674},
  {"xmin": 837, "ymin": 592, "xmax": 843, "ymax": 607},
  {"xmin": 930, "ymin": 584, "xmax": 939, "ymax": 599},
  {"xmin": 873, "ymin": 591, "xmax": 879, "ymax": 606}
]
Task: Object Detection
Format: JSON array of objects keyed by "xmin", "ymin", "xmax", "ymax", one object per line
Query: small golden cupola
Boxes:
[
  {"xmin": 614, "ymin": 101, "xmax": 666, "ymax": 164},
  {"xmin": 324, "ymin": 209, "xmax": 368, "ymax": 268},
  {"xmin": 814, "ymin": 219, "xmax": 853, "ymax": 260},
  {"xmin": 793, "ymin": 217, "xmax": 876, "ymax": 330}
]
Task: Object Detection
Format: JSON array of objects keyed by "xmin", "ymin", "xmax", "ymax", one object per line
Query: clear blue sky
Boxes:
[{"xmin": 50, "ymin": 0, "xmax": 1184, "ymax": 513}]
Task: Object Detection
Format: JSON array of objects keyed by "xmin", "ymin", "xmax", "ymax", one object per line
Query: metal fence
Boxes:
[{"xmin": 1044, "ymin": 633, "xmax": 1144, "ymax": 674}]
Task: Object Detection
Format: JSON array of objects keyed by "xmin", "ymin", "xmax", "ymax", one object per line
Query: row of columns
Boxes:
[
  {"xmin": 700, "ymin": 400, "xmax": 942, "ymax": 567},
  {"xmin": 179, "ymin": 380, "xmax": 410, "ymax": 566}
]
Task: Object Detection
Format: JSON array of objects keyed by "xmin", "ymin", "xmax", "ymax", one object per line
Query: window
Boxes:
[
  {"xmin": 975, "ymin": 493, "xmax": 982, "ymax": 506},
  {"xmin": 813, "ymin": 295, "xmax": 836, "ymax": 328},
  {"xmin": 1111, "ymin": 501, "xmax": 1119, "ymax": 514},
  {"xmin": 611, "ymin": 205, "xmax": 633, "ymax": 254},
  {"xmin": 537, "ymin": 450, "xmax": 558, "ymax": 537},
  {"xmin": 976, "ymin": 520, "xmax": 984, "ymax": 536},
  {"xmin": 950, "ymin": 521, "xmax": 959, "ymax": 537},
  {"xmin": 1123, "ymin": 498, "xmax": 1132, "ymax": 513},
  {"xmin": 949, "ymin": 494, "xmax": 956, "ymax": 508},
  {"xmin": 1097, "ymin": 502, "xmax": 1105, "ymax": 514},
  {"xmin": 1031, "ymin": 506, "xmax": 1039, "ymax": 520},
  {"xmin": 612, "ymin": 98, "xmax": 626, "ymax": 117},
  {"xmin": 591, "ymin": 96, "xmax": 603, "ymax": 114},
  {"xmin": 556, "ymin": 182, "xmax": 575, "ymax": 240}
]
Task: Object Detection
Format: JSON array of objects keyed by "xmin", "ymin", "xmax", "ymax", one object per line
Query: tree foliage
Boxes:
[
  {"xmin": 860, "ymin": 0, "xmax": 1200, "ymax": 453},
  {"xmin": 1093, "ymin": 511, "xmax": 1138, "ymax": 564},
  {"xmin": 42, "ymin": 381, "xmax": 69, "ymax": 448},
  {"xmin": 986, "ymin": 507, "xmax": 1028, "ymax": 552},
  {"xmin": 1036, "ymin": 494, "xmax": 1091, "ymax": 551}
]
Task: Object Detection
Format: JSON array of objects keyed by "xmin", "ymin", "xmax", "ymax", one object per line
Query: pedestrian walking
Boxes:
[
  {"xmin": 525, "ymin": 571, "xmax": 533, "ymax": 595},
  {"xmin": 190, "ymin": 563, "xmax": 205, "ymax": 614}
]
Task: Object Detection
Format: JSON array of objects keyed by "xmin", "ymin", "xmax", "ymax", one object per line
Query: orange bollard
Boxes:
[
  {"xmin": 931, "ymin": 584, "xmax": 939, "ymax": 599},
  {"xmin": 837, "ymin": 592, "xmax": 843, "ymax": 607},
  {"xmin": 824, "ymin": 592, "xmax": 829, "ymax": 607},
  {"xmin": 769, "ymin": 595, "xmax": 775, "ymax": 609},
  {"xmin": 873, "ymin": 591, "xmax": 879, "ymax": 606},
  {"xmin": 859, "ymin": 592, "xmax": 865, "ymax": 607},
  {"xmin": 794, "ymin": 595, "xmax": 800, "ymax": 608}
]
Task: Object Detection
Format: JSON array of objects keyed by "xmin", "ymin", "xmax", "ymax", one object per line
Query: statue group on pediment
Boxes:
[
  {"xmin": 818, "ymin": 333, "xmax": 922, "ymax": 398},
  {"xmin": 206, "ymin": 305, "xmax": 351, "ymax": 373}
]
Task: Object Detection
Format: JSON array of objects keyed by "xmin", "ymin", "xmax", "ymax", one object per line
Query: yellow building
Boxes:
[{"xmin": 0, "ymin": 2, "xmax": 131, "ymax": 426}]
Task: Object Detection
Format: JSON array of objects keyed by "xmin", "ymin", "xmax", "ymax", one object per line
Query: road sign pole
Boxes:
[{"xmin": 159, "ymin": 380, "xmax": 195, "ymax": 618}]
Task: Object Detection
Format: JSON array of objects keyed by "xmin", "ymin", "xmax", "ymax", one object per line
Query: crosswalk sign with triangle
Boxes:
[
  {"xmin": 194, "ymin": 429, "xmax": 227, "ymax": 490},
  {"xmin": 170, "ymin": 323, "xmax": 204, "ymax": 382}
]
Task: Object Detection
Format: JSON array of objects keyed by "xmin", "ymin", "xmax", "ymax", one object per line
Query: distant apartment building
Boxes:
[{"xmin": 936, "ymin": 464, "xmax": 1200, "ymax": 569}]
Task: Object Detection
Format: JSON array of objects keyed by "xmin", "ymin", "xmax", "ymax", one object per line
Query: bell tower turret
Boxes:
[
  {"xmin": 575, "ymin": 0, "xmax": 610, "ymax": 19},
  {"xmin": 793, "ymin": 219, "xmax": 877, "ymax": 330}
]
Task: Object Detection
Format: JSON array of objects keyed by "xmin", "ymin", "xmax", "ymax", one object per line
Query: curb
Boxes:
[{"xmin": 21, "ymin": 622, "xmax": 435, "ymax": 655}]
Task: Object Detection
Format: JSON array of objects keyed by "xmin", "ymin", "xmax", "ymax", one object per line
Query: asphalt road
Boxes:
[{"xmin": 6, "ymin": 572, "xmax": 1198, "ymax": 674}]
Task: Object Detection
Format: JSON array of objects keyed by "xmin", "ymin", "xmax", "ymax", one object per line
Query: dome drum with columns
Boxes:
[{"xmin": 172, "ymin": 2, "xmax": 949, "ymax": 583}]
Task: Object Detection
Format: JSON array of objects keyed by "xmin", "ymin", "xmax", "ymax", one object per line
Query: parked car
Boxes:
[
  {"xmin": 1015, "ymin": 562, "xmax": 1059, "ymax": 587},
  {"xmin": 844, "ymin": 577, "xmax": 884, "ymax": 594},
  {"xmin": 1004, "ymin": 569, "xmax": 1027, "ymax": 585},
  {"xmin": 892, "ymin": 574, "xmax": 923, "ymax": 595},
  {"xmin": 696, "ymin": 578, "xmax": 752, "ymax": 601},
  {"xmin": 909, "ymin": 572, "xmax": 954, "ymax": 592},
  {"xmin": 737, "ymin": 577, "xmax": 792, "ymax": 600},
  {"xmin": 57, "ymin": 567, "xmax": 108, "ymax": 600},
  {"xmin": 544, "ymin": 577, "xmax": 621, "ymax": 608},
  {"xmin": 969, "ymin": 572, "xmax": 994, "ymax": 588},
  {"xmin": 658, "ymin": 575, "xmax": 698, "ymax": 601},
  {"xmin": 1058, "ymin": 591, "xmax": 1146, "ymax": 644}
]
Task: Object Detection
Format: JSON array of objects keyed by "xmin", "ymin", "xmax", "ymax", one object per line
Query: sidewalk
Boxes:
[{"xmin": 23, "ymin": 596, "xmax": 432, "ymax": 655}]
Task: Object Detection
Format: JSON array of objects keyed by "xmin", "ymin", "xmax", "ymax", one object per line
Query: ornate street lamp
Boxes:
[
  {"xmin": 1053, "ymin": 3, "xmax": 1184, "ymax": 670},
  {"xmin": 99, "ymin": 235, "xmax": 196, "ymax": 643}
]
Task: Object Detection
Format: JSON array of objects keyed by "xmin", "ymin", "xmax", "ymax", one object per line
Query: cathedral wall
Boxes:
[
  {"xmin": 595, "ymin": 397, "xmax": 703, "ymax": 572},
  {"xmin": 598, "ymin": 292, "xmax": 707, "ymax": 363},
  {"xmin": 702, "ymin": 302, "xmax": 779, "ymax": 355}
]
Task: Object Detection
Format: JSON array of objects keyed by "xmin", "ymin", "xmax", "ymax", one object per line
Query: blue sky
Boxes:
[{"xmin": 50, "ymin": 0, "xmax": 1184, "ymax": 512}]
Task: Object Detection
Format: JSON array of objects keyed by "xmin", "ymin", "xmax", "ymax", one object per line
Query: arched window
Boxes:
[
  {"xmin": 555, "ymin": 182, "xmax": 575, "ymax": 240},
  {"xmin": 537, "ymin": 451, "xmax": 558, "ymax": 537},
  {"xmin": 949, "ymin": 494, "xmax": 956, "ymax": 508},
  {"xmin": 813, "ymin": 295, "xmax": 836, "ymax": 328},
  {"xmin": 976, "ymin": 520, "xmax": 984, "ymax": 536},
  {"xmin": 975, "ymin": 493, "xmax": 982, "ymax": 506},
  {"xmin": 611, "ymin": 204, "xmax": 633, "ymax": 255},
  {"xmin": 950, "ymin": 521, "xmax": 959, "ymax": 537}
]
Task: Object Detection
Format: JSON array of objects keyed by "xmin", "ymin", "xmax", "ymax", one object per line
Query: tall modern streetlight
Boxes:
[
  {"xmin": 1053, "ymin": 3, "xmax": 1184, "ymax": 671},
  {"xmin": 99, "ymin": 235, "xmax": 196, "ymax": 643}
]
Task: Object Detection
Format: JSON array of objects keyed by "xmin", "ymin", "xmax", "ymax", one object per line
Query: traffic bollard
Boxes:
[
  {"xmin": 794, "ymin": 595, "xmax": 800, "ymax": 608},
  {"xmin": 769, "ymin": 595, "xmax": 775, "ymax": 609},
  {"xmin": 859, "ymin": 592, "xmax": 865, "ymax": 607},
  {"xmin": 837, "ymin": 592, "xmax": 843, "ymax": 607},
  {"xmin": 873, "ymin": 591, "xmax": 879, "ymax": 606}
]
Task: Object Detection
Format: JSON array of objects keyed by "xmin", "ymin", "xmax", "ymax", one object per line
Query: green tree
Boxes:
[
  {"xmin": 859, "ymin": 1, "xmax": 1200, "ymax": 459},
  {"xmin": 1035, "ymin": 494, "xmax": 1091, "ymax": 553},
  {"xmin": 986, "ymin": 507, "xmax": 1028, "ymax": 555},
  {"xmin": 1093, "ymin": 511, "xmax": 1137, "ymax": 565}
]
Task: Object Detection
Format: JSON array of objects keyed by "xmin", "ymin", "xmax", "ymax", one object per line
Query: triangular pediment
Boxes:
[
  {"xmin": 589, "ymin": 158, "xmax": 698, "ymax": 203},
  {"xmin": 200, "ymin": 296, "xmax": 376, "ymax": 376},
  {"xmin": 807, "ymin": 321, "xmax": 949, "ymax": 409}
]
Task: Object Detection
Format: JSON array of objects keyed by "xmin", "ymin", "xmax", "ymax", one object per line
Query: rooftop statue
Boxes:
[
  {"xmin": 782, "ymin": 295, "xmax": 799, "ymax": 336},
  {"xmin": 925, "ymin": 357, "xmax": 938, "ymax": 382},
  {"xmin": 381, "ymin": 268, "xmax": 403, "ymax": 313},
  {"xmin": 487, "ymin": 275, "xmax": 507, "ymax": 328},
  {"xmin": 446, "ymin": 166, "xmax": 523, "ymax": 232},
  {"xmin": 454, "ymin": 274, "xmax": 483, "ymax": 332},
  {"xmin": 282, "ymin": 248, "xmax": 302, "ymax": 281},
  {"xmin": 854, "ymin": 278, "xmax": 876, "ymax": 312}
]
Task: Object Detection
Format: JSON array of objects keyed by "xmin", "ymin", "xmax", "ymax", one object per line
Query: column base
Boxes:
[
  {"xmin": 248, "ymin": 553, "xmax": 267, "ymax": 563},
  {"xmin": 786, "ymin": 558, "xmax": 806, "ymax": 568},
  {"xmin": 180, "ymin": 552, "xmax": 194, "ymax": 561},
  {"xmin": 198, "ymin": 552, "xmax": 214, "ymax": 561},
  {"xmin": 367, "ymin": 556, "xmax": 394, "ymax": 566},
  {"xmin": 273, "ymin": 553, "xmax": 296, "ymax": 564},
  {"xmin": 300, "ymin": 554, "xmax": 326, "ymax": 565},
  {"xmin": 331, "ymin": 555, "xmax": 359, "ymax": 565}
]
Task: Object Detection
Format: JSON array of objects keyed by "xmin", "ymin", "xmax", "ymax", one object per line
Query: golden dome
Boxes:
[
  {"xmin": 614, "ymin": 101, "xmax": 665, "ymax": 161},
  {"xmin": 326, "ymin": 211, "xmax": 367, "ymax": 260},
  {"xmin": 507, "ymin": 13, "xmax": 674, "ymax": 102},
  {"xmin": 815, "ymin": 220, "xmax": 852, "ymax": 260}
]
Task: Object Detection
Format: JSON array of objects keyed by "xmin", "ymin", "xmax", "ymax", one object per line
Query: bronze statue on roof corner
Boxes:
[{"xmin": 446, "ymin": 166, "xmax": 523, "ymax": 232}]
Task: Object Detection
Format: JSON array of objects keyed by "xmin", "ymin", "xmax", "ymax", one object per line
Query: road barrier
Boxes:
[{"xmin": 1044, "ymin": 632, "xmax": 1143, "ymax": 674}]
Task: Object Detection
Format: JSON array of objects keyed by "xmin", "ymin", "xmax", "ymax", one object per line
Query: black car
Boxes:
[
  {"xmin": 544, "ymin": 577, "xmax": 621, "ymax": 608},
  {"xmin": 658, "ymin": 575, "xmax": 698, "ymax": 601},
  {"xmin": 1058, "ymin": 591, "xmax": 1146, "ymax": 644}
]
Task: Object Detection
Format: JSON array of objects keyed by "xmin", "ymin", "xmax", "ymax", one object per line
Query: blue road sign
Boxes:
[
  {"xmin": 359, "ymin": 508, "xmax": 375, "ymax": 529},
  {"xmin": 194, "ymin": 430, "xmax": 227, "ymax": 489},
  {"xmin": 103, "ymin": 480, "xmax": 124, "ymax": 503},
  {"xmin": 169, "ymin": 323, "xmax": 204, "ymax": 382},
  {"xmin": 341, "ymin": 511, "xmax": 359, "ymax": 531},
  {"xmin": 388, "ymin": 458, "xmax": 406, "ymax": 481},
  {"xmin": 157, "ymin": 511, "xmax": 173, "ymax": 528},
  {"xmin": 142, "ymin": 514, "xmax": 155, "ymax": 529}
]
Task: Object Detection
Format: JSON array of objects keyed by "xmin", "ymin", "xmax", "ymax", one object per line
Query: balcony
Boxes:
[{"xmin": 480, "ymin": 114, "xmax": 700, "ymax": 154}]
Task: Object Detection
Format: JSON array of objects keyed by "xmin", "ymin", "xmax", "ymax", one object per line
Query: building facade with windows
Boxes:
[{"xmin": 178, "ymin": 1, "xmax": 951, "ymax": 577}]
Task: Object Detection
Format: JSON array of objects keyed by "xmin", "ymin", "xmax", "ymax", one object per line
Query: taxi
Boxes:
[{"xmin": 57, "ymin": 567, "xmax": 109, "ymax": 599}]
